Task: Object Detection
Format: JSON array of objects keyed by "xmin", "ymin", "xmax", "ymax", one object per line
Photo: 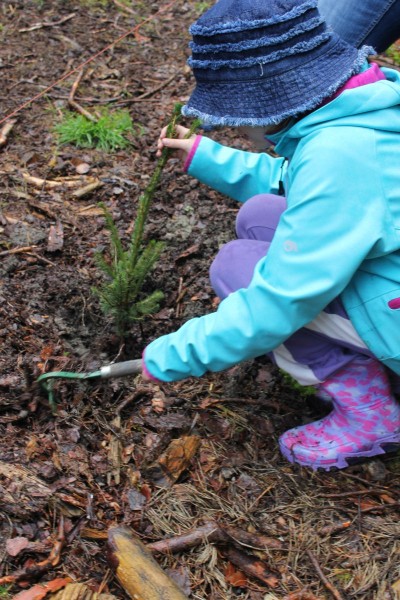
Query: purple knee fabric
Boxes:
[
  {"xmin": 210, "ymin": 193, "xmax": 369, "ymax": 384},
  {"xmin": 210, "ymin": 193, "xmax": 284, "ymax": 297},
  {"xmin": 210, "ymin": 238, "xmax": 271, "ymax": 299},
  {"xmin": 235, "ymin": 193, "xmax": 287, "ymax": 241}
]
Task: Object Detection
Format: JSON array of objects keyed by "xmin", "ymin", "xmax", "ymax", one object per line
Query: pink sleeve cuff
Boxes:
[
  {"xmin": 142, "ymin": 349, "xmax": 162, "ymax": 383},
  {"xmin": 183, "ymin": 134, "xmax": 202, "ymax": 172}
]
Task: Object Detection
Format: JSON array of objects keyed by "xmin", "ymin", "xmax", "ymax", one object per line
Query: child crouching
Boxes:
[{"xmin": 141, "ymin": 0, "xmax": 400, "ymax": 471}]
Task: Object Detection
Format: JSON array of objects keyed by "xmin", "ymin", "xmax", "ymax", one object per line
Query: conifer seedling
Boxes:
[{"xmin": 94, "ymin": 104, "xmax": 199, "ymax": 336}]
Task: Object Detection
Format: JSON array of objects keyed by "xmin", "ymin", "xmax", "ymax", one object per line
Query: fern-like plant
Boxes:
[{"xmin": 94, "ymin": 104, "xmax": 197, "ymax": 336}]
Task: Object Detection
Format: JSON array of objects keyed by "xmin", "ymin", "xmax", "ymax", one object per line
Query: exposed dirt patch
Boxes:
[{"xmin": 1, "ymin": 2, "xmax": 400, "ymax": 599}]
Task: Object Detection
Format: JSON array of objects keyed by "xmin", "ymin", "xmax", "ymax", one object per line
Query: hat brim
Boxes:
[{"xmin": 182, "ymin": 39, "xmax": 375, "ymax": 126}]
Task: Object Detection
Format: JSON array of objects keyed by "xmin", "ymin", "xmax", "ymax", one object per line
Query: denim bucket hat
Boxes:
[{"xmin": 182, "ymin": 0, "xmax": 375, "ymax": 126}]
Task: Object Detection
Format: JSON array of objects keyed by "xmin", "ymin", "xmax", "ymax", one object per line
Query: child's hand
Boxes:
[{"xmin": 156, "ymin": 124, "xmax": 197, "ymax": 162}]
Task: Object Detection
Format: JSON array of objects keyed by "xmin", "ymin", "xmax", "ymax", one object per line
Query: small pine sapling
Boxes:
[{"xmin": 94, "ymin": 104, "xmax": 199, "ymax": 336}]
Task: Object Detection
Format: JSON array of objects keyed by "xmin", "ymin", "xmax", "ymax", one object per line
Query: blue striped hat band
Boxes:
[{"xmin": 182, "ymin": 0, "xmax": 375, "ymax": 126}]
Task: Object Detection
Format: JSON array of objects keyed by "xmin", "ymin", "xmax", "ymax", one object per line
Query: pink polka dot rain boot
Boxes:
[{"xmin": 279, "ymin": 356, "xmax": 400, "ymax": 470}]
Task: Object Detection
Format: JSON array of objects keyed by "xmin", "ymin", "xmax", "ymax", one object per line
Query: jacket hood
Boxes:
[{"xmin": 270, "ymin": 67, "xmax": 400, "ymax": 158}]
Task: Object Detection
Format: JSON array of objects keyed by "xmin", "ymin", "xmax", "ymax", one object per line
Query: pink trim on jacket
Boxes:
[
  {"xmin": 323, "ymin": 62, "xmax": 386, "ymax": 105},
  {"xmin": 183, "ymin": 134, "xmax": 202, "ymax": 172}
]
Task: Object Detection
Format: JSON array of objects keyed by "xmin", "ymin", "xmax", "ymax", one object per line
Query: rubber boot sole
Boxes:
[{"xmin": 279, "ymin": 431, "xmax": 400, "ymax": 471}]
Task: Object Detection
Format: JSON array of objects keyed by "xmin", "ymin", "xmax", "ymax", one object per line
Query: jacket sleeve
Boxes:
[
  {"xmin": 186, "ymin": 136, "xmax": 286, "ymax": 202},
  {"xmin": 144, "ymin": 128, "xmax": 385, "ymax": 382}
]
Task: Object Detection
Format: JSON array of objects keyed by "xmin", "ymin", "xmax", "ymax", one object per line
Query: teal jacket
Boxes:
[{"xmin": 145, "ymin": 67, "xmax": 400, "ymax": 381}]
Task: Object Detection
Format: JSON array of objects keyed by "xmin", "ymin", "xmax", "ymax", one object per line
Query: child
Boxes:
[{"xmin": 141, "ymin": 0, "xmax": 400, "ymax": 471}]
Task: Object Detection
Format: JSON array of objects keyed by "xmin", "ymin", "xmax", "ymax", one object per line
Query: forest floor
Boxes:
[{"xmin": 1, "ymin": 2, "xmax": 400, "ymax": 599}]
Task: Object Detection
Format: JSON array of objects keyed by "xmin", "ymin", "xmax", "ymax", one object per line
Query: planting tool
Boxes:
[{"xmin": 37, "ymin": 359, "xmax": 142, "ymax": 413}]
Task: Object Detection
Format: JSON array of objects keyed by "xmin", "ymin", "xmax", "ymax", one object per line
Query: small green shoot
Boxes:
[
  {"xmin": 280, "ymin": 371, "xmax": 317, "ymax": 398},
  {"xmin": 54, "ymin": 107, "xmax": 136, "ymax": 152},
  {"xmin": 194, "ymin": 1, "xmax": 212, "ymax": 14},
  {"xmin": 386, "ymin": 43, "xmax": 400, "ymax": 66},
  {"xmin": 77, "ymin": 0, "xmax": 108, "ymax": 7},
  {"xmin": 0, "ymin": 586, "xmax": 11, "ymax": 600}
]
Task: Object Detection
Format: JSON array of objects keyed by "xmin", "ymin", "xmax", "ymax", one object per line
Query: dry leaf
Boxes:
[
  {"xmin": 6, "ymin": 536, "xmax": 29, "ymax": 557},
  {"xmin": 380, "ymin": 493, "xmax": 396, "ymax": 504},
  {"xmin": 224, "ymin": 562, "xmax": 248, "ymax": 588}
]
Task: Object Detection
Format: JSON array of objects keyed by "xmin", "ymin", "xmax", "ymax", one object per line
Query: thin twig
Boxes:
[
  {"xmin": 360, "ymin": 501, "xmax": 400, "ymax": 514},
  {"xmin": 306, "ymin": 550, "xmax": 344, "ymax": 600},
  {"xmin": 175, "ymin": 276, "xmax": 184, "ymax": 317},
  {"xmin": 19, "ymin": 13, "xmax": 76, "ymax": 33},
  {"xmin": 72, "ymin": 179, "xmax": 104, "ymax": 198},
  {"xmin": 113, "ymin": 0, "xmax": 136, "ymax": 15},
  {"xmin": 130, "ymin": 72, "xmax": 178, "ymax": 101},
  {"xmin": 68, "ymin": 70, "xmax": 98, "ymax": 122},
  {"xmin": 0, "ymin": 119, "xmax": 17, "ymax": 147},
  {"xmin": 0, "ymin": 245, "xmax": 38, "ymax": 257},
  {"xmin": 26, "ymin": 252, "xmax": 57, "ymax": 267},
  {"xmin": 321, "ymin": 489, "xmax": 399, "ymax": 499},
  {"xmin": 318, "ymin": 521, "xmax": 352, "ymax": 537}
]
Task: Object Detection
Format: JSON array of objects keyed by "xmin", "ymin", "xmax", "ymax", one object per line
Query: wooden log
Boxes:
[{"xmin": 107, "ymin": 526, "xmax": 189, "ymax": 600}]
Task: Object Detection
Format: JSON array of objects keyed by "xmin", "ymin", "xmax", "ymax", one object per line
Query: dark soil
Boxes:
[{"xmin": 1, "ymin": 2, "xmax": 400, "ymax": 599}]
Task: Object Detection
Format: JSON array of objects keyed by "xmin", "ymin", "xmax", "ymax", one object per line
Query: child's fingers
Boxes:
[
  {"xmin": 159, "ymin": 124, "xmax": 190, "ymax": 141},
  {"xmin": 161, "ymin": 137, "xmax": 192, "ymax": 151},
  {"xmin": 174, "ymin": 124, "xmax": 191, "ymax": 139},
  {"xmin": 156, "ymin": 124, "xmax": 196, "ymax": 158},
  {"xmin": 159, "ymin": 125, "xmax": 169, "ymax": 140},
  {"xmin": 156, "ymin": 136, "xmax": 187, "ymax": 157}
]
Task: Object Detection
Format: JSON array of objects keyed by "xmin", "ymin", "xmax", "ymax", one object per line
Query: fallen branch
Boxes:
[
  {"xmin": 0, "ymin": 245, "xmax": 38, "ymax": 257},
  {"xmin": 68, "ymin": 70, "xmax": 99, "ymax": 121},
  {"xmin": 21, "ymin": 172, "xmax": 100, "ymax": 190},
  {"xmin": 19, "ymin": 13, "xmax": 76, "ymax": 33},
  {"xmin": 26, "ymin": 251, "xmax": 57, "ymax": 267},
  {"xmin": 222, "ymin": 547, "xmax": 279, "ymax": 588},
  {"xmin": 146, "ymin": 520, "xmax": 283, "ymax": 556},
  {"xmin": 113, "ymin": 0, "xmax": 136, "ymax": 14},
  {"xmin": 108, "ymin": 526, "xmax": 188, "ymax": 599},
  {"xmin": 222, "ymin": 524, "xmax": 283, "ymax": 551},
  {"xmin": 133, "ymin": 72, "xmax": 179, "ymax": 101},
  {"xmin": 148, "ymin": 521, "xmax": 225, "ymax": 555},
  {"xmin": 71, "ymin": 179, "xmax": 103, "ymax": 198},
  {"xmin": 0, "ymin": 119, "xmax": 17, "ymax": 147}
]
